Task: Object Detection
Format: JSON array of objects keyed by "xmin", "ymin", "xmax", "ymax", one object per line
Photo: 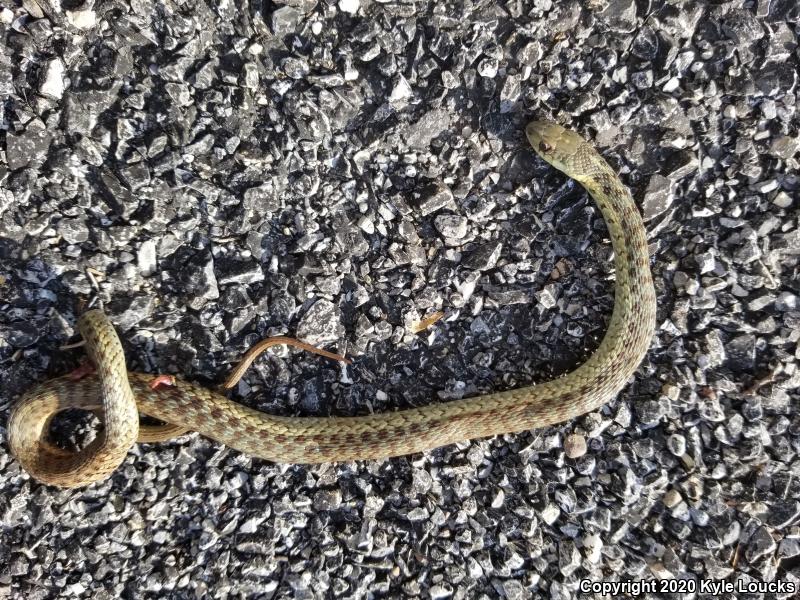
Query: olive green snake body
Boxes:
[{"xmin": 8, "ymin": 121, "xmax": 657, "ymax": 488}]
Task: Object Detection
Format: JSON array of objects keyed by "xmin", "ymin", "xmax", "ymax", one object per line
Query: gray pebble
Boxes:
[
  {"xmin": 564, "ymin": 434, "xmax": 587, "ymax": 459},
  {"xmin": 415, "ymin": 184, "xmax": 455, "ymax": 216},
  {"xmin": 5, "ymin": 126, "xmax": 53, "ymax": 170},
  {"xmin": 297, "ymin": 299, "xmax": 345, "ymax": 346},
  {"xmin": 434, "ymin": 214, "xmax": 468, "ymax": 239}
]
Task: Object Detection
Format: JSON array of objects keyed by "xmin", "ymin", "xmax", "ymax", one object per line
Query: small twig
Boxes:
[
  {"xmin": 743, "ymin": 366, "xmax": 782, "ymax": 396},
  {"xmin": 60, "ymin": 340, "xmax": 87, "ymax": 350},
  {"xmin": 411, "ymin": 311, "xmax": 445, "ymax": 334},
  {"xmin": 85, "ymin": 267, "xmax": 104, "ymax": 290}
]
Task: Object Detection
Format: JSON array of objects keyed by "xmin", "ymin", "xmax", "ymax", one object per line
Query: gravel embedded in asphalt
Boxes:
[{"xmin": 1, "ymin": 0, "xmax": 799, "ymax": 598}]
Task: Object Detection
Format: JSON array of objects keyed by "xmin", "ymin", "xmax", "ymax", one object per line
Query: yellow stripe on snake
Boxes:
[{"xmin": 8, "ymin": 121, "xmax": 657, "ymax": 488}]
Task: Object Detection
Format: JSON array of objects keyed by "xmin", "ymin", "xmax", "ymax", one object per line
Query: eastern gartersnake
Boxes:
[{"xmin": 8, "ymin": 121, "xmax": 656, "ymax": 488}]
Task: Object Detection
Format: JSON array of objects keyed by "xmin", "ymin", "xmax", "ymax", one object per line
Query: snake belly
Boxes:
[{"xmin": 8, "ymin": 121, "xmax": 657, "ymax": 488}]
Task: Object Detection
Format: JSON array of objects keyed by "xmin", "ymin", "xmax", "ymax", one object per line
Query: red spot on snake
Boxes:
[
  {"xmin": 149, "ymin": 375, "xmax": 176, "ymax": 391},
  {"xmin": 67, "ymin": 362, "xmax": 96, "ymax": 381}
]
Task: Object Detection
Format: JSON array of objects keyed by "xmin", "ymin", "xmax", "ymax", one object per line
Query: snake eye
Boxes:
[{"xmin": 538, "ymin": 141, "xmax": 552, "ymax": 153}]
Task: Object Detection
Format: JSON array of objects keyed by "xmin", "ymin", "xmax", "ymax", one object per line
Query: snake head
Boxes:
[{"xmin": 526, "ymin": 120, "xmax": 593, "ymax": 180}]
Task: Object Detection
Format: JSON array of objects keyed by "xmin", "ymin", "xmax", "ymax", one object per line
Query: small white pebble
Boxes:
[
  {"xmin": 723, "ymin": 104, "xmax": 736, "ymax": 119},
  {"xmin": 66, "ymin": 9, "xmax": 97, "ymax": 29},
  {"xmin": 477, "ymin": 57, "xmax": 498, "ymax": 78},
  {"xmin": 662, "ymin": 488, "xmax": 683, "ymax": 508},
  {"xmin": 357, "ymin": 215, "xmax": 375, "ymax": 235},
  {"xmin": 773, "ymin": 191, "xmax": 792, "ymax": 208},
  {"xmin": 338, "ymin": 0, "xmax": 359, "ymax": 14},
  {"xmin": 649, "ymin": 562, "xmax": 675, "ymax": 580},
  {"xmin": 582, "ymin": 534, "xmax": 603, "ymax": 563},
  {"xmin": 39, "ymin": 58, "xmax": 66, "ymax": 99},
  {"xmin": 389, "ymin": 75, "xmax": 413, "ymax": 103},
  {"xmin": 137, "ymin": 240, "xmax": 157, "ymax": 276},
  {"xmin": 754, "ymin": 179, "xmax": 779, "ymax": 194},
  {"xmin": 540, "ymin": 503, "xmax": 560, "ymax": 525},
  {"xmin": 662, "ymin": 77, "xmax": 680, "ymax": 92},
  {"xmin": 491, "ymin": 490, "xmax": 505, "ymax": 508}
]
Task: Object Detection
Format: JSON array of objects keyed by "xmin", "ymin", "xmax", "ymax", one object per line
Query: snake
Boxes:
[{"xmin": 7, "ymin": 121, "xmax": 657, "ymax": 488}]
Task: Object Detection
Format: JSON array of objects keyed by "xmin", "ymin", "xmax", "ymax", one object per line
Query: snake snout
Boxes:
[
  {"xmin": 526, "ymin": 120, "xmax": 568, "ymax": 158},
  {"xmin": 525, "ymin": 121, "xmax": 547, "ymax": 146}
]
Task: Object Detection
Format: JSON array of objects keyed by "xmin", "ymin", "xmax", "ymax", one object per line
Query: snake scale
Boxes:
[{"xmin": 8, "ymin": 121, "xmax": 657, "ymax": 488}]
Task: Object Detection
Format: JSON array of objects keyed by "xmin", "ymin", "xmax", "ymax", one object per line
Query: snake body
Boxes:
[{"xmin": 8, "ymin": 121, "xmax": 656, "ymax": 488}]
